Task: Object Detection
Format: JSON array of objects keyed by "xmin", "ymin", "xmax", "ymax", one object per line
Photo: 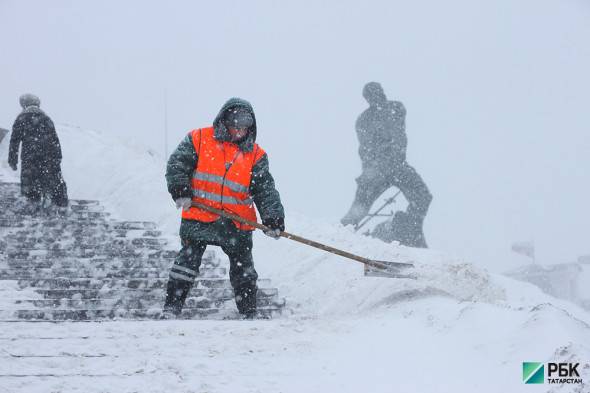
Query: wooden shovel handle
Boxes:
[{"xmin": 189, "ymin": 201, "xmax": 389, "ymax": 270}]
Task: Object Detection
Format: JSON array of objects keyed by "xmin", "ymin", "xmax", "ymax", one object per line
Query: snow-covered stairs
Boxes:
[{"xmin": 0, "ymin": 182, "xmax": 288, "ymax": 320}]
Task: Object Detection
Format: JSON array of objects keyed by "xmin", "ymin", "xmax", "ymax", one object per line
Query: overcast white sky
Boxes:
[{"xmin": 1, "ymin": 0, "xmax": 589, "ymax": 273}]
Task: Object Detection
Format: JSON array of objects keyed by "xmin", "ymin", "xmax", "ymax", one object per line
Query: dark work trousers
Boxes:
[{"xmin": 165, "ymin": 216, "xmax": 259, "ymax": 315}]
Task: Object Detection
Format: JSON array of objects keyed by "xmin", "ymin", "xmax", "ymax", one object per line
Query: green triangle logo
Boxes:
[{"xmin": 523, "ymin": 362, "xmax": 544, "ymax": 384}]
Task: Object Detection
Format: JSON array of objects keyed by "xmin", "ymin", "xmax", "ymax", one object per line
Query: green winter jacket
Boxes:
[{"xmin": 166, "ymin": 98, "xmax": 284, "ymax": 239}]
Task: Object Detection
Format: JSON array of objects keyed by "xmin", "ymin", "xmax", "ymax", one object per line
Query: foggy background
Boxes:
[{"xmin": 1, "ymin": 0, "xmax": 589, "ymax": 274}]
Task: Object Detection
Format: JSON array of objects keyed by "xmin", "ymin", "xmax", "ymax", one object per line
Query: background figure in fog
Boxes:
[
  {"xmin": 8, "ymin": 94, "xmax": 68, "ymax": 208},
  {"xmin": 341, "ymin": 82, "xmax": 432, "ymax": 248}
]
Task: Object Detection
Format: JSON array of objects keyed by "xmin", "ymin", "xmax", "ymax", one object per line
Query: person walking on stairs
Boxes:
[
  {"xmin": 162, "ymin": 97, "xmax": 285, "ymax": 320},
  {"xmin": 8, "ymin": 94, "xmax": 68, "ymax": 211}
]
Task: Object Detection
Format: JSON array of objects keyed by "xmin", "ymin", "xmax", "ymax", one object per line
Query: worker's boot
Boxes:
[
  {"xmin": 161, "ymin": 280, "xmax": 191, "ymax": 319},
  {"xmin": 235, "ymin": 282, "xmax": 257, "ymax": 314},
  {"xmin": 235, "ymin": 282, "xmax": 271, "ymax": 319}
]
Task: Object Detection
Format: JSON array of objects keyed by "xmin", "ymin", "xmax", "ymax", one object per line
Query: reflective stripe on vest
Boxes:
[
  {"xmin": 181, "ymin": 127, "xmax": 265, "ymax": 230},
  {"xmin": 191, "ymin": 172, "xmax": 251, "ymax": 197},
  {"xmin": 192, "ymin": 189, "xmax": 253, "ymax": 206}
]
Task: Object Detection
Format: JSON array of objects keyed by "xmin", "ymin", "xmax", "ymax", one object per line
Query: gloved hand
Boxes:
[
  {"xmin": 9, "ymin": 162, "xmax": 17, "ymax": 171},
  {"xmin": 262, "ymin": 217, "xmax": 284, "ymax": 240},
  {"xmin": 175, "ymin": 197, "xmax": 192, "ymax": 212}
]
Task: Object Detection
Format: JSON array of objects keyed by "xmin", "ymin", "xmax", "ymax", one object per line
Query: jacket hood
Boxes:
[{"xmin": 212, "ymin": 97, "xmax": 257, "ymax": 152}]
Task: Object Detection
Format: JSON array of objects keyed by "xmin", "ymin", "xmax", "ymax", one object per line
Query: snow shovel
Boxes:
[{"xmin": 190, "ymin": 201, "xmax": 414, "ymax": 278}]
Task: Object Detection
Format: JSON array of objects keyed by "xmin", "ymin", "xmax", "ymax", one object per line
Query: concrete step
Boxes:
[
  {"xmin": 5, "ymin": 249, "xmax": 153, "ymax": 259},
  {"xmin": 0, "ymin": 198, "xmax": 104, "ymax": 211},
  {"xmin": 2, "ymin": 253, "xmax": 219, "ymax": 269},
  {"xmin": 0, "ymin": 306, "xmax": 287, "ymax": 321},
  {"xmin": 5, "ymin": 248, "xmax": 178, "ymax": 260},
  {"xmin": 3, "ymin": 257, "xmax": 176, "ymax": 270},
  {"xmin": 0, "ymin": 198, "xmax": 100, "ymax": 206},
  {"xmin": 25, "ymin": 287, "xmax": 279, "ymax": 300},
  {"xmin": 111, "ymin": 222, "xmax": 158, "ymax": 230},
  {"xmin": 4, "ymin": 237, "xmax": 169, "ymax": 250},
  {"xmin": 10, "ymin": 278, "xmax": 272, "ymax": 290},
  {"xmin": 0, "ymin": 219, "xmax": 107, "ymax": 228},
  {"xmin": 0, "ymin": 267, "xmax": 226, "ymax": 279},
  {"xmin": 3, "ymin": 227, "xmax": 163, "ymax": 239},
  {"xmin": 2, "ymin": 210, "xmax": 111, "ymax": 221},
  {"xmin": 0, "ymin": 204, "xmax": 100, "ymax": 212},
  {"xmin": 0, "ymin": 220, "xmax": 158, "ymax": 230},
  {"xmin": 0, "ymin": 296, "xmax": 284, "ymax": 311}
]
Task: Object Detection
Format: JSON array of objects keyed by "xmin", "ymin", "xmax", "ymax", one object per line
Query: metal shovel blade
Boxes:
[{"xmin": 364, "ymin": 261, "xmax": 416, "ymax": 279}]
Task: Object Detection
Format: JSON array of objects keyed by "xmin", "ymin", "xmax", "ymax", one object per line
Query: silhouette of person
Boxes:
[
  {"xmin": 341, "ymin": 82, "xmax": 432, "ymax": 248},
  {"xmin": 8, "ymin": 94, "xmax": 68, "ymax": 210}
]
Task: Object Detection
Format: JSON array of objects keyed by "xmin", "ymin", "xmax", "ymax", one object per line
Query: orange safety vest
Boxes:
[{"xmin": 182, "ymin": 127, "xmax": 265, "ymax": 230}]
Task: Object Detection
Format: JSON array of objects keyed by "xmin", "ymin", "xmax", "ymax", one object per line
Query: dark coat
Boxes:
[{"xmin": 8, "ymin": 106, "xmax": 68, "ymax": 206}]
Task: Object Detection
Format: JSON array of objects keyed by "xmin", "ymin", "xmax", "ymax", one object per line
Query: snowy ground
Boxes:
[{"xmin": 1, "ymin": 126, "xmax": 589, "ymax": 392}]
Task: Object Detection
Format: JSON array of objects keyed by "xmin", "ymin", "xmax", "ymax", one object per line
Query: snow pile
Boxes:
[
  {"xmin": 57, "ymin": 124, "xmax": 180, "ymax": 239},
  {"xmin": 1, "ymin": 126, "xmax": 589, "ymax": 393},
  {"xmin": 252, "ymin": 212, "xmax": 507, "ymax": 317}
]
